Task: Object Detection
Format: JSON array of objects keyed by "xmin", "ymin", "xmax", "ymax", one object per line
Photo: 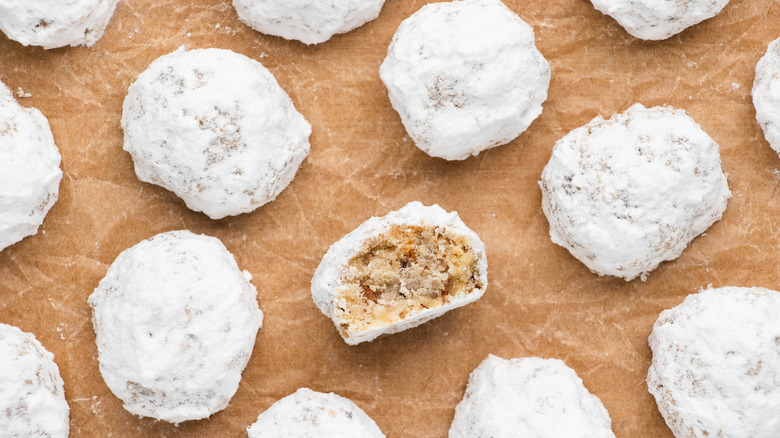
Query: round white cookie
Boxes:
[
  {"xmin": 540, "ymin": 104, "xmax": 730, "ymax": 281},
  {"xmin": 379, "ymin": 0, "xmax": 550, "ymax": 161},
  {"xmin": 233, "ymin": 0, "xmax": 386, "ymax": 45},
  {"xmin": 121, "ymin": 47, "xmax": 311, "ymax": 220},
  {"xmin": 0, "ymin": 323, "xmax": 69, "ymax": 438},
  {"xmin": 312, "ymin": 202, "xmax": 488, "ymax": 345},
  {"xmin": 589, "ymin": 0, "xmax": 730, "ymax": 40},
  {"xmin": 753, "ymin": 37, "xmax": 780, "ymax": 158},
  {"xmin": 89, "ymin": 230, "xmax": 263, "ymax": 423},
  {"xmin": 647, "ymin": 287, "xmax": 780, "ymax": 438},
  {"xmin": 0, "ymin": 80, "xmax": 62, "ymax": 253},
  {"xmin": 0, "ymin": 0, "xmax": 120, "ymax": 49},
  {"xmin": 450, "ymin": 355, "xmax": 615, "ymax": 438},
  {"xmin": 247, "ymin": 388, "xmax": 385, "ymax": 437}
]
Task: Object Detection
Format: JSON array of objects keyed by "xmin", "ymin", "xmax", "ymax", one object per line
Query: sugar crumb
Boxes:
[{"xmin": 56, "ymin": 322, "xmax": 66, "ymax": 340}]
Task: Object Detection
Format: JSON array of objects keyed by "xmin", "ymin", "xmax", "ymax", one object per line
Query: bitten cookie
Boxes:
[
  {"xmin": 0, "ymin": 0, "xmax": 120, "ymax": 49},
  {"xmin": 0, "ymin": 323, "xmax": 69, "ymax": 438},
  {"xmin": 589, "ymin": 0, "xmax": 730, "ymax": 40},
  {"xmin": 647, "ymin": 287, "xmax": 780, "ymax": 438},
  {"xmin": 247, "ymin": 388, "xmax": 385, "ymax": 437},
  {"xmin": 753, "ymin": 37, "xmax": 780, "ymax": 158},
  {"xmin": 122, "ymin": 47, "xmax": 311, "ymax": 220},
  {"xmin": 450, "ymin": 355, "xmax": 615, "ymax": 438},
  {"xmin": 0, "ymin": 80, "xmax": 62, "ymax": 253},
  {"xmin": 540, "ymin": 104, "xmax": 730, "ymax": 281},
  {"xmin": 89, "ymin": 230, "xmax": 263, "ymax": 423},
  {"xmin": 379, "ymin": 0, "xmax": 550, "ymax": 160},
  {"xmin": 233, "ymin": 0, "xmax": 386, "ymax": 45},
  {"xmin": 311, "ymin": 202, "xmax": 487, "ymax": 345}
]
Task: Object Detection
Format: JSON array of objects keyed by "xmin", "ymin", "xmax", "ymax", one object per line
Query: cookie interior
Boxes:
[{"xmin": 335, "ymin": 224, "xmax": 482, "ymax": 337}]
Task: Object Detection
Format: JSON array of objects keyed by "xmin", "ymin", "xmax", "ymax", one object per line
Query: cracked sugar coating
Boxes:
[
  {"xmin": 311, "ymin": 202, "xmax": 488, "ymax": 345},
  {"xmin": 233, "ymin": 0, "xmax": 386, "ymax": 45},
  {"xmin": 122, "ymin": 47, "xmax": 311, "ymax": 220},
  {"xmin": 89, "ymin": 230, "xmax": 263, "ymax": 423},
  {"xmin": 647, "ymin": 287, "xmax": 780, "ymax": 438},
  {"xmin": 589, "ymin": 0, "xmax": 730, "ymax": 40},
  {"xmin": 540, "ymin": 104, "xmax": 730, "ymax": 281},
  {"xmin": 0, "ymin": 324, "xmax": 69, "ymax": 438},
  {"xmin": 0, "ymin": 0, "xmax": 120, "ymax": 49},
  {"xmin": 450, "ymin": 355, "xmax": 615, "ymax": 438},
  {"xmin": 247, "ymin": 388, "xmax": 385, "ymax": 437},
  {"xmin": 753, "ymin": 37, "xmax": 780, "ymax": 158},
  {"xmin": 379, "ymin": 0, "xmax": 550, "ymax": 161},
  {"xmin": 0, "ymin": 80, "xmax": 62, "ymax": 253}
]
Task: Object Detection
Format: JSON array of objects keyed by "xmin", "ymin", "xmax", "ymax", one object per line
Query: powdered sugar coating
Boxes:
[
  {"xmin": 450, "ymin": 355, "xmax": 615, "ymax": 438},
  {"xmin": 311, "ymin": 202, "xmax": 488, "ymax": 345},
  {"xmin": 647, "ymin": 287, "xmax": 780, "ymax": 438},
  {"xmin": 589, "ymin": 0, "xmax": 730, "ymax": 40},
  {"xmin": 0, "ymin": 80, "xmax": 62, "ymax": 253},
  {"xmin": 0, "ymin": 324, "xmax": 69, "ymax": 438},
  {"xmin": 0, "ymin": 0, "xmax": 120, "ymax": 49},
  {"xmin": 122, "ymin": 47, "xmax": 311, "ymax": 220},
  {"xmin": 379, "ymin": 0, "xmax": 550, "ymax": 161},
  {"xmin": 233, "ymin": 0, "xmax": 386, "ymax": 45},
  {"xmin": 89, "ymin": 230, "xmax": 263, "ymax": 423},
  {"xmin": 540, "ymin": 104, "xmax": 730, "ymax": 281},
  {"xmin": 753, "ymin": 37, "xmax": 780, "ymax": 158},
  {"xmin": 247, "ymin": 388, "xmax": 385, "ymax": 437}
]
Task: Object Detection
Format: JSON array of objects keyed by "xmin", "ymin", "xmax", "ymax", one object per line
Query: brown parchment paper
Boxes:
[{"xmin": 1, "ymin": 0, "xmax": 779, "ymax": 436}]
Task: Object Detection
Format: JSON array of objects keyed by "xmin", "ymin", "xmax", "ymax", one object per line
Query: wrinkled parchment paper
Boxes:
[{"xmin": 1, "ymin": 0, "xmax": 778, "ymax": 436}]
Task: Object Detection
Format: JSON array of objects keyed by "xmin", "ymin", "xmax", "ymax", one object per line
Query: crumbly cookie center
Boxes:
[{"xmin": 336, "ymin": 225, "xmax": 482, "ymax": 334}]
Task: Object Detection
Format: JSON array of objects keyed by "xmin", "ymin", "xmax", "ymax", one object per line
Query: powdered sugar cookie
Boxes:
[
  {"xmin": 648, "ymin": 287, "xmax": 780, "ymax": 438},
  {"xmin": 247, "ymin": 388, "xmax": 384, "ymax": 437},
  {"xmin": 0, "ymin": 80, "xmax": 62, "ymax": 253},
  {"xmin": 0, "ymin": 0, "xmax": 120, "ymax": 49},
  {"xmin": 450, "ymin": 355, "xmax": 615, "ymax": 438},
  {"xmin": 379, "ymin": 0, "xmax": 550, "ymax": 160},
  {"xmin": 89, "ymin": 230, "xmax": 263, "ymax": 423},
  {"xmin": 589, "ymin": 0, "xmax": 730, "ymax": 40},
  {"xmin": 753, "ymin": 37, "xmax": 780, "ymax": 158},
  {"xmin": 0, "ymin": 323, "xmax": 69, "ymax": 437},
  {"xmin": 121, "ymin": 47, "xmax": 311, "ymax": 220},
  {"xmin": 540, "ymin": 104, "xmax": 730, "ymax": 281},
  {"xmin": 233, "ymin": 0, "xmax": 386, "ymax": 45},
  {"xmin": 311, "ymin": 202, "xmax": 487, "ymax": 345}
]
